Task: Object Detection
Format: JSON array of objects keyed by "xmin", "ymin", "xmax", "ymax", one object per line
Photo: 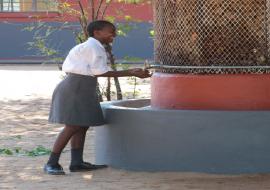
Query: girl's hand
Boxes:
[{"xmin": 130, "ymin": 68, "xmax": 152, "ymax": 78}]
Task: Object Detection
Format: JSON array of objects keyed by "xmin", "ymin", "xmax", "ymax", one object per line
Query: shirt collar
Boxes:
[{"xmin": 88, "ymin": 37, "xmax": 105, "ymax": 49}]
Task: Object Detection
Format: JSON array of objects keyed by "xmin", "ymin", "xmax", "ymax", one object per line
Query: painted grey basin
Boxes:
[{"xmin": 95, "ymin": 99, "xmax": 270, "ymax": 174}]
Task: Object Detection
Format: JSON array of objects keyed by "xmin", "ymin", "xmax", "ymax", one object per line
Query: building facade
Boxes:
[{"xmin": 0, "ymin": 0, "xmax": 153, "ymax": 63}]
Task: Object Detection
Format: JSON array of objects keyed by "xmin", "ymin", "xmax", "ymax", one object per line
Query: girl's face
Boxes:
[{"xmin": 94, "ymin": 26, "xmax": 116, "ymax": 44}]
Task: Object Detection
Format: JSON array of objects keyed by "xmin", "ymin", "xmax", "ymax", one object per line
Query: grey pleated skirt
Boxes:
[{"xmin": 48, "ymin": 73, "xmax": 105, "ymax": 127}]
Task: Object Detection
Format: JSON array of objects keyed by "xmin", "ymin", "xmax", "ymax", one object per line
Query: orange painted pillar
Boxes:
[{"xmin": 151, "ymin": 73, "xmax": 270, "ymax": 110}]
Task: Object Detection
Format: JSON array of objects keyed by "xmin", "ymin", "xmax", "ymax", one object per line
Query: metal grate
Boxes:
[{"xmin": 153, "ymin": 0, "xmax": 270, "ymax": 74}]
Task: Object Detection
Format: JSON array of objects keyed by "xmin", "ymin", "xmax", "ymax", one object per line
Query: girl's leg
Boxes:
[
  {"xmin": 70, "ymin": 127, "xmax": 89, "ymax": 149},
  {"xmin": 47, "ymin": 125, "xmax": 81, "ymax": 166},
  {"xmin": 70, "ymin": 127, "xmax": 89, "ymax": 166},
  {"xmin": 45, "ymin": 125, "xmax": 82, "ymax": 175},
  {"xmin": 68, "ymin": 127, "xmax": 108, "ymax": 172}
]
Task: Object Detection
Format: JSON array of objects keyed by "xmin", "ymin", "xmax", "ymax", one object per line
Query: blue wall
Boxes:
[
  {"xmin": 0, "ymin": 21, "xmax": 153, "ymax": 62},
  {"xmin": 113, "ymin": 22, "xmax": 154, "ymax": 59}
]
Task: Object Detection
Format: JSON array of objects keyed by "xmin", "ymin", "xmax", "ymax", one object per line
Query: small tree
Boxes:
[{"xmin": 24, "ymin": 0, "xmax": 150, "ymax": 101}]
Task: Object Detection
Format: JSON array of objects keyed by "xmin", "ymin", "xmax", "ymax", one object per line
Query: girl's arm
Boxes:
[{"xmin": 96, "ymin": 68, "xmax": 151, "ymax": 78}]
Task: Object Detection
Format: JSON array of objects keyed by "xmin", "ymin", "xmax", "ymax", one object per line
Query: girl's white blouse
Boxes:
[{"xmin": 62, "ymin": 37, "xmax": 111, "ymax": 76}]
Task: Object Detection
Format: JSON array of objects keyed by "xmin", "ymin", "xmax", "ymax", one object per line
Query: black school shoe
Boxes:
[
  {"xmin": 44, "ymin": 163, "xmax": 65, "ymax": 175},
  {"xmin": 69, "ymin": 162, "xmax": 108, "ymax": 172}
]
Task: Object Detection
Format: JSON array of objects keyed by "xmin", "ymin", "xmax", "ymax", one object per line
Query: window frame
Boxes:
[{"xmin": 0, "ymin": 0, "xmax": 59, "ymax": 13}]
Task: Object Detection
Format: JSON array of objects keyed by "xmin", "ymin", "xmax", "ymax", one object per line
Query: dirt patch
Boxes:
[{"xmin": 1, "ymin": 65, "xmax": 270, "ymax": 190}]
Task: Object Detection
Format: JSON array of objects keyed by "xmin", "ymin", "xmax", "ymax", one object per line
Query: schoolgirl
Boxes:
[{"xmin": 44, "ymin": 20, "xmax": 151, "ymax": 175}]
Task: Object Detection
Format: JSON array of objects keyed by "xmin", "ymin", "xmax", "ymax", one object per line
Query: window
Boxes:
[{"xmin": 0, "ymin": 0, "xmax": 58, "ymax": 12}]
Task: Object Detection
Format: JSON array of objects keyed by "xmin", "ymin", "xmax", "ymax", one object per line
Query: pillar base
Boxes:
[
  {"xmin": 95, "ymin": 99, "xmax": 270, "ymax": 174},
  {"xmin": 151, "ymin": 73, "xmax": 270, "ymax": 110}
]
